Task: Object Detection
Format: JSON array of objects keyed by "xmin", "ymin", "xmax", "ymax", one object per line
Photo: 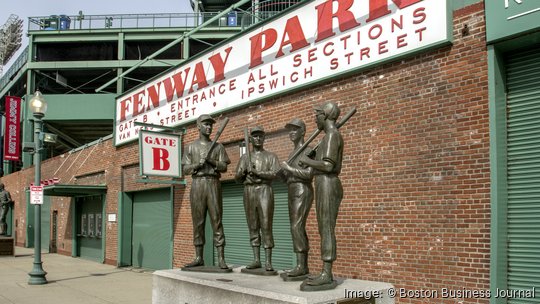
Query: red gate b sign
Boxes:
[{"xmin": 139, "ymin": 130, "xmax": 181, "ymax": 177}]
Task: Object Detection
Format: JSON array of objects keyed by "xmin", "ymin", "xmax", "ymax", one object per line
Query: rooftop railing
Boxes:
[{"xmin": 27, "ymin": 12, "xmax": 246, "ymax": 32}]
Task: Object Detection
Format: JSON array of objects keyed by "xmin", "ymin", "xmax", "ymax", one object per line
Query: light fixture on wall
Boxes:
[{"xmin": 43, "ymin": 132, "xmax": 58, "ymax": 144}]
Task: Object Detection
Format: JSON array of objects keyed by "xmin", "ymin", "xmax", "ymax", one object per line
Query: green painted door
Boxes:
[
  {"xmin": 76, "ymin": 196, "xmax": 103, "ymax": 261},
  {"xmin": 216, "ymin": 182, "xmax": 293, "ymax": 270},
  {"xmin": 132, "ymin": 188, "xmax": 172, "ymax": 270},
  {"xmin": 505, "ymin": 46, "xmax": 540, "ymax": 302}
]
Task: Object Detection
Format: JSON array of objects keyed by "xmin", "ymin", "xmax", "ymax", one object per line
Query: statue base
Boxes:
[
  {"xmin": 280, "ymin": 272, "xmax": 309, "ymax": 282},
  {"xmin": 241, "ymin": 267, "xmax": 278, "ymax": 276},
  {"xmin": 181, "ymin": 265, "xmax": 233, "ymax": 273},
  {"xmin": 153, "ymin": 267, "xmax": 395, "ymax": 304},
  {"xmin": 0, "ymin": 236, "xmax": 14, "ymax": 256}
]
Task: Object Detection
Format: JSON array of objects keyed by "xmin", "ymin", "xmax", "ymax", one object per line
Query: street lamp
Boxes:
[{"xmin": 27, "ymin": 90, "xmax": 48, "ymax": 285}]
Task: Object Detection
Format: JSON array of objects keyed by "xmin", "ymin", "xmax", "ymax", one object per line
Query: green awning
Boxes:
[{"xmin": 42, "ymin": 184, "xmax": 107, "ymax": 197}]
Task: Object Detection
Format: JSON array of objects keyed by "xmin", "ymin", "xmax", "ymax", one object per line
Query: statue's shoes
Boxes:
[
  {"xmin": 184, "ymin": 259, "xmax": 204, "ymax": 268},
  {"xmin": 218, "ymin": 259, "xmax": 228, "ymax": 269},
  {"xmin": 245, "ymin": 261, "xmax": 261, "ymax": 269},
  {"xmin": 287, "ymin": 266, "xmax": 308, "ymax": 277},
  {"xmin": 306, "ymin": 272, "xmax": 333, "ymax": 286}
]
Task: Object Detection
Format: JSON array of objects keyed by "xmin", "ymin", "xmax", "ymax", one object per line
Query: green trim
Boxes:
[
  {"xmin": 118, "ymin": 192, "xmax": 133, "ymax": 266},
  {"xmin": 43, "ymin": 184, "xmax": 107, "ymax": 197},
  {"xmin": 117, "ymin": 192, "xmax": 123, "ymax": 266},
  {"xmin": 169, "ymin": 187, "xmax": 174, "ymax": 268},
  {"xmin": 101, "ymin": 194, "xmax": 107, "ymax": 263},
  {"xmin": 488, "ymin": 45, "xmax": 508, "ymax": 304},
  {"xmin": 71, "ymin": 197, "xmax": 77, "ymax": 257},
  {"xmin": 136, "ymin": 179, "xmax": 187, "ymax": 185}
]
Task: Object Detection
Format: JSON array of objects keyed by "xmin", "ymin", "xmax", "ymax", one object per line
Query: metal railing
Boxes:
[
  {"xmin": 240, "ymin": 0, "xmax": 302, "ymax": 29},
  {"xmin": 28, "ymin": 12, "xmax": 247, "ymax": 32}
]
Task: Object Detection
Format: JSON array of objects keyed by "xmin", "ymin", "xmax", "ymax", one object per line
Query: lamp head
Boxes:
[{"xmin": 29, "ymin": 90, "xmax": 47, "ymax": 116}]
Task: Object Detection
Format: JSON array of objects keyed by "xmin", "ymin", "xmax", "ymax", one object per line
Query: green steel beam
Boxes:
[
  {"xmin": 95, "ymin": 0, "xmax": 251, "ymax": 93},
  {"xmin": 32, "ymin": 34, "xmax": 119, "ymax": 42},
  {"xmin": 124, "ymin": 30, "xmax": 240, "ymax": 40},
  {"xmin": 40, "ymin": 94, "xmax": 115, "ymax": 120},
  {"xmin": 27, "ymin": 59, "xmax": 183, "ymax": 69}
]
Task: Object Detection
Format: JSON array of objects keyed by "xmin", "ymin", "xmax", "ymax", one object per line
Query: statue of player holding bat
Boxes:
[
  {"xmin": 182, "ymin": 114, "xmax": 231, "ymax": 271},
  {"xmin": 280, "ymin": 106, "xmax": 356, "ymax": 287},
  {"xmin": 297, "ymin": 102, "xmax": 354, "ymax": 291},
  {"xmin": 279, "ymin": 118, "xmax": 314, "ymax": 281},
  {"xmin": 235, "ymin": 126, "xmax": 280, "ymax": 274}
]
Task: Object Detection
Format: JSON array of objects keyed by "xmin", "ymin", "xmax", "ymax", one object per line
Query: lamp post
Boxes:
[{"xmin": 27, "ymin": 90, "xmax": 48, "ymax": 285}]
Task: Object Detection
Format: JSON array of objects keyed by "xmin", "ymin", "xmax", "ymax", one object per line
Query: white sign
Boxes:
[
  {"xmin": 30, "ymin": 186, "xmax": 44, "ymax": 205},
  {"xmin": 115, "ymin": 0, "xmax": 451, "ymax": 145},
  {"xmin": 139, "ymin": 130, "xmax": 182, "ymax": 177},
  {"xmin": 107, "ymin": 213, "xmax": 117, "ymax": 222}
]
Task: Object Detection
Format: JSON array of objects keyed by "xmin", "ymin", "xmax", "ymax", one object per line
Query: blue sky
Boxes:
[{"xmin": 1, "ymin": 0, "xmax": 193, "ymax": 73}]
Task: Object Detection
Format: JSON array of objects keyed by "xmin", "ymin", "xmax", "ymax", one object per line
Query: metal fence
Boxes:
[{"xmin": 27, "ymin": 12, "xmax": 247, "ymax": 32}]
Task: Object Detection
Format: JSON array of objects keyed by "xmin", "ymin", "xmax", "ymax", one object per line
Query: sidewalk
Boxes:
[{"xmin": 0, "ymin": 247, "xmax": 153, "ymax": 304}]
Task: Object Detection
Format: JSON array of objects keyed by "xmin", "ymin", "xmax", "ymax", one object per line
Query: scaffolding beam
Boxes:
[
  {"xmin": 0, "ymin": 14, "xmax": 23, "ymax": 75},
  {"xmin": 95, "ymin": 0, "xmax": 251, "ymax": 93}
]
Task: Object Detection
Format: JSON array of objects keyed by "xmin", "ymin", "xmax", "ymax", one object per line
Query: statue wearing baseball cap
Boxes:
[
  {"xmin": 182, "ymin": 114, "xmax": 231, "ymax": 271},
  {"xmin": 298, "ymin": 102, "xmax": 344, "ymax": 291},
  {"xmin": 235, "ymin": 125, "xmax": 280, "ymax": 274},
  {"xmin": 279, "ymin": 118, "xmax": 314, "ymax": 281}
]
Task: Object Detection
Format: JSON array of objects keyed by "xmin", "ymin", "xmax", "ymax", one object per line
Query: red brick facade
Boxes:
[{"xmin": 3, "ymin": 3, "xmax": 490, "ymax": 303}]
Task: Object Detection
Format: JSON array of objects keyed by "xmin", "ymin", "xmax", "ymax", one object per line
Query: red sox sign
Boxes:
[
  {"xmin": 139, "ymin": 130, "xmax": 182, "ymax": 177},
  {"xmin": 116, "ymin": 0, "xmax": 451, "ymax": 145}
]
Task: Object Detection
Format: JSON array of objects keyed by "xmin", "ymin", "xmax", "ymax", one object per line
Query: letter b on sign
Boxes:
[{"xmin": 152, "ymin": 148, "xmax": 170, "ymax": 171}]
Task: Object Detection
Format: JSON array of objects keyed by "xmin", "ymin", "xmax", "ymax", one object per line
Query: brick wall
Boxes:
[{"xmin": 3, "ymin": 3, "xmax": 490, "ymax": 303}]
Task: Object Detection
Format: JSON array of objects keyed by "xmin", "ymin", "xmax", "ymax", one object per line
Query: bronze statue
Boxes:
[
  {"xmin": 279, "ymin": 118, "xmax": 314, "ymax": 281},
  {"xmin": 0, "ymin": 183, "xmax": 13, "ymax": 235},
  {"xmin": 235, "ymin": 126, "xmax": 280, "ymax": 275},
  {"xmin": 181, "ymin": 114, "xmax": 231, "ymax": 271},
  {"xmin": 299, "ymin": 102, "xmax": 344, "ymax": 291}
]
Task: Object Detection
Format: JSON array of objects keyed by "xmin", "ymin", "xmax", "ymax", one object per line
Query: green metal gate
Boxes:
[
  {"xmin": 215, "ymin": 182, "xmax": 293, "ymax": 270},
  {"xmin": 132, "ymin": 188, "xmax": 172, "ymax": 270},
  {"xmin": 506, "ymin": 46, "xmax": 540, "ymax": 302}
]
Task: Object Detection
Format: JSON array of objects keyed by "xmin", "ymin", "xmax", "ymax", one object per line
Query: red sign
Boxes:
[
  {"xmin": 139, "ymin": 130, "xmax": 182, "ymax": 178},
  {"xmin": 4, "ymin": 96, "xmax": 22, "ymax": 161}
]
